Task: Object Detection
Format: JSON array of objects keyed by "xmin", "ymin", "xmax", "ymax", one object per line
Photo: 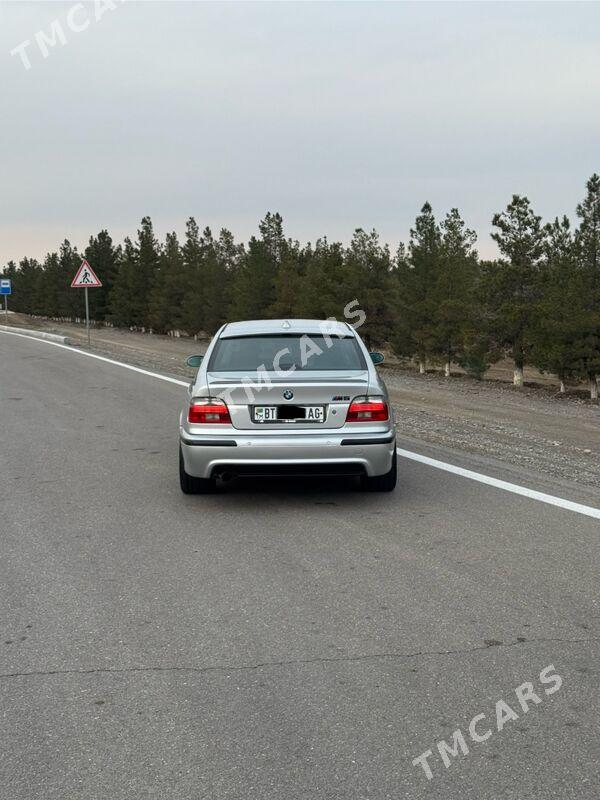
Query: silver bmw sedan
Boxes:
[{"xmin": 179, "ymin": 319, "xmax": 396, "ymax": 493}]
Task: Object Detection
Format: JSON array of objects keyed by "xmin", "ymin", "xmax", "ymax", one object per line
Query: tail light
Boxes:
[
  {"xmin": 188, "ymin": 398, "xmax": 231, "ymax": 424},
  {"xmin": 346, "ymin": 396, "xmax": 389, "ymax": 422}
]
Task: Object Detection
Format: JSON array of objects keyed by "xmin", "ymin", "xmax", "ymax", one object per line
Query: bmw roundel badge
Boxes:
[{"xmin": 283, "ymin": 389, "xmax": 294, "ymax": 400}]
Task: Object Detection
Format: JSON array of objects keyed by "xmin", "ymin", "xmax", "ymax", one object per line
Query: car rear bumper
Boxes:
[{"xmin": 180, "ymin": 429, "xmax": 396, "ymax": 479}]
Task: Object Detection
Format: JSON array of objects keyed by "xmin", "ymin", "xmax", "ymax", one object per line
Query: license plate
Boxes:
[{"xmin": 253, "ymin": 406, "xmax": 325, "ymax": 423}]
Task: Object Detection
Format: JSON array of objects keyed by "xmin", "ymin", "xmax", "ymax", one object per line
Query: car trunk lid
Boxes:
[{"xmin": 207, "ymin": 370, "xmax": 369, "ymax": 430}]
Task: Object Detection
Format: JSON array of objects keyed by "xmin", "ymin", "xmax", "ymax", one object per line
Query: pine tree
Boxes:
[
  {"xmin": 2, "ymin": 261, "xmax": 17, "ymax": 315},
  {"xmin": 57, "ymin": 240, "xmax": 82, "ymax": 321},
  {"xmin": 430, "ymin": 208, "xmax": 478, "ymax": 376},
  {"xmin": 180, "ymin": 218, "xmax": 205, "ymax": 336},
  {"xmin": 259, "ymin": 212, "xmax": 287, "ymax": 264},
  {"xmin": 229, "ymin": 213, "xmax": 285, "ymax": 320},
  {"xmin": 573, "ymin": 174, "xmax": 600, "ymax": 399},
  {"xmin": 147, "ymin": 232, "xmax": 186, "ymax": 334},
  {"xmin": 343, "ymin": 228, "xmax": 394, "ymax": 347},
  {"xmin": 392, "ymin": 203, "xmax": 441, "ymax": 372},
  {"xmin": 459, "ymin": 259, "xmax": 500, "ymax": 380},
  {"xmin": 490, "ymin": 195, "xmax": 546, "ymax": 386},
  {"xmin": 390, "ymin": 243, "xmax": 414, "ymax": 363},
  {"xmin": 216, "ymin": 228, "xmax": 244, "ymax": 325},
  {"xmin": 8, "ymin": 258, "xmax": 43, "ymax": 315},
  {"xmin": 200, "ymin": 227, "xmax": 228, "ymax": 335},
  {"xmin": 40, "ymin": 251, "xmax": 61, "ymax": 319},
  {"xmin": 269, "ymin": 240, "xmax": 307, "ymax": 318},
  {"xmin": 530, "ymin": 217, "xmax": 581, "ymax": 392},
  {"xmin": 84, "ymin": 230, "xmax": 120, "ymax": 321},
  {"xmin": 136, "ymin": 217, "xmax": 161, "ymax": 329},
  {"xmin": 180, "ymin": 222, "xmax": 238, "ymax": 337},
  {"xmin": 109, "ymin": 217, "xmax": 160, "ymax": 329},
  {"xmin": 297, "ymin": 238, "xmax": 346, "ymax": 319},
  {"xmin": 108, "ymin": 238, "xmax": 138, "ymax": 327}
]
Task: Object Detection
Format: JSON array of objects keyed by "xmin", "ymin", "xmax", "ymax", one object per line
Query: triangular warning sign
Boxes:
[{"xmin": 71, "ymin": 259, "xmax": 102, "ymax": 288}]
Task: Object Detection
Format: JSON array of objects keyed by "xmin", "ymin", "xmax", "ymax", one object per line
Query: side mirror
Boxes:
[
  {"xmin": 186, "ymin": 354, "xmax": 204, "ymax": 368},
  {"xmin": 370, "ymin": 352, "xmax": 384, "ymax": 365}
]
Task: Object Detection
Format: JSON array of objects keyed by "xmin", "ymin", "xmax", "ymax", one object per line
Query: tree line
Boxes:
[{"xmin": 3, "ymin": 174, "xmax": 600, "ymax": 398}]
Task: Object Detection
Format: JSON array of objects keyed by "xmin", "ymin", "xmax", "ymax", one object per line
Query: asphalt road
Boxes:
[{"xmin": 1, "ymin": 332, "xmax": 599, "ymax": 800}]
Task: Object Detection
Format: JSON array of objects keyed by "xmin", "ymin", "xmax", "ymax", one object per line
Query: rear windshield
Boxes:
[{"xmin": 209, "ymin": 334, "xmax": 366, "ymax": 372}]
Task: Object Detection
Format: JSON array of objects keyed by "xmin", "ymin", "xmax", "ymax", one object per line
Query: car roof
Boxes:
[{"xmin": 219, "ymin": 319, "xmax": 355, "ymax": 338}]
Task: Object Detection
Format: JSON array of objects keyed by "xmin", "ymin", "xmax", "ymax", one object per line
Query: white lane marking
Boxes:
[
  {"xmin": 397, "ymin": 447, "xmax": 600, "ymax": 521},
  {"xmin": 0, "ymin": 329, "xmax": 189, "ymax": 387},
  {"xmin": 3, "ymin": 329, "xmax": 599, "ymax": 520}
]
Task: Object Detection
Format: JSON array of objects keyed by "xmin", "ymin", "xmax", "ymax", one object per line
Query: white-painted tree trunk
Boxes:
[
  {"xmin": 590, "ymin": 376, "xmax": 599, "ymax": 400},
  {"xmin": 559, "ymin": 379, "xmax": 566, "ymax": 394},
  {"xmin": 419, "ymin": 361, "xmax": 425, "ymax": 375},
  {"xmin": 513, "ymin": 366, "xmax": 524, "ymax": 387},
  {"xmin": 444, "ymin": 362, "xmax": 451, "ymax": 378}
]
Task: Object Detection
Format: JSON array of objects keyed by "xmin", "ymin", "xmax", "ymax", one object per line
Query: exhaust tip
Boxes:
[{"xmin": 219, "ymin": 470, "xmax": 235, "ymax": 483}]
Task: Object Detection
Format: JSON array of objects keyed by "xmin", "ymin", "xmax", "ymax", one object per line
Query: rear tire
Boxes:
[
  {"xmin": 360, "ymin": 448, "xmax": 397, "ymax": 492},
  {"xmin": 179, "ymin": 446, "xmax": 216, "ymax": 494}
]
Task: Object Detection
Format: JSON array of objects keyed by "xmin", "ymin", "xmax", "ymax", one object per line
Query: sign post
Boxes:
[
  {"xmin": 71, "ymin": 260, "xmax": 102, "ymax": 347},
  {"xmin": 84, "ymin": 285, "xmax": 91, "ymax": 346},
  {"xmin": 0, "ymin": 278, "xmax": 11, "ymax": 322}
]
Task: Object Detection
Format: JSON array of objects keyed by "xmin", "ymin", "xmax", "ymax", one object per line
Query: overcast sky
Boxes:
[{"xmin": 2, "ymin": 1, "xmax": 600, "ymax": 265}]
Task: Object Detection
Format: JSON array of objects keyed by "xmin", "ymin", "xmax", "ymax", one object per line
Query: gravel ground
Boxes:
[
  {"xmin": 383, "ymin": 368, "xmax": 600, "ymax": 489},
  {"xmin": 6, "ymin": 314, "xmax": 600, "ymax": 489}
]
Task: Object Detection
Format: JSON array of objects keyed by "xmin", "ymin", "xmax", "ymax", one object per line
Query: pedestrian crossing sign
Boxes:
[{"xmin": 71, "ymin": 260, "xmax": 102, "ymax": 288}]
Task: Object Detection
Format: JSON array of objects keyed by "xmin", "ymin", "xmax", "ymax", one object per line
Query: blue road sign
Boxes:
[{"xmin": 0, "ymin": 279, "xmax": 12, "ymax": 295}]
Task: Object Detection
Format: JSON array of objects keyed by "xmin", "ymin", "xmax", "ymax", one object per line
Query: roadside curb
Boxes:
[{"xmin": 0, "ymin": 325, "xmax": 72, "ymax": 345}]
